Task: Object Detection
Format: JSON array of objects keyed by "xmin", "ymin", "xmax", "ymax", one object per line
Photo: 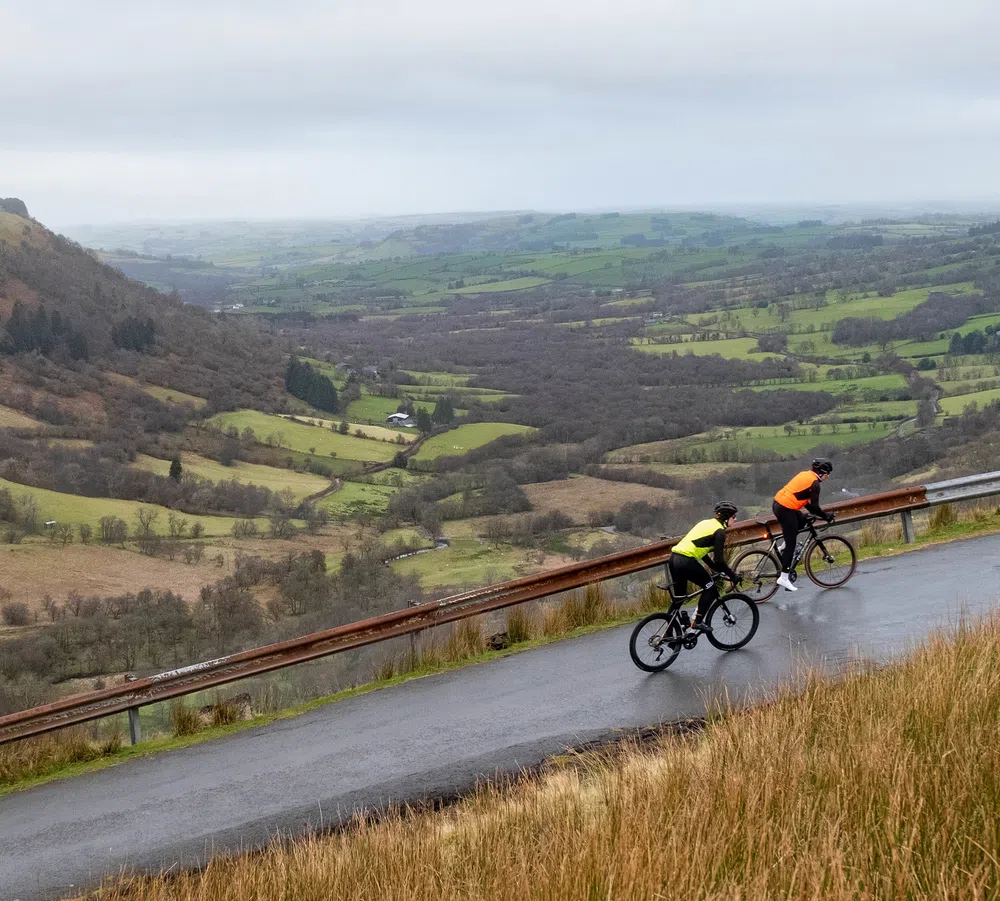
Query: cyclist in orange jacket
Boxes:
[{"xmin": 773, "ymin": 459, "xmax": 834, "ymax": 591}]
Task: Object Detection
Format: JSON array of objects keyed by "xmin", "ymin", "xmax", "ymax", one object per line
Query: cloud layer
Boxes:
[{"xmin": 3, "ymin": 0, "xmax": 1000, "ymax": 224}]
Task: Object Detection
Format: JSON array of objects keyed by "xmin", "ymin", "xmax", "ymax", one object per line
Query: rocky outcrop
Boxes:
[{"xmin": 0, "ymin": 198, "xmax": 29, "ymax": 218}]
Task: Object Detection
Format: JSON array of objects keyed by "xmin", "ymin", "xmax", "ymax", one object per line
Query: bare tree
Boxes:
[{"xmin": 134, "ymin": 507, "xmax": 161, "ymax": 556}]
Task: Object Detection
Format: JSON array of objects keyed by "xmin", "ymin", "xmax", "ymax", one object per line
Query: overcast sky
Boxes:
[{"xmin": 3, "ymin": 0, "xmax": 1000, "ymax": 226}]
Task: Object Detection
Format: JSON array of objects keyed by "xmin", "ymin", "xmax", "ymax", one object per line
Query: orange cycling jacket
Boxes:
[{"xmin": 774, "ymin": 470, "xmax": 820, "ymax": 511}]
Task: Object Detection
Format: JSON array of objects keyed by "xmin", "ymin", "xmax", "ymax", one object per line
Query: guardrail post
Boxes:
[
  {"xmin": 127, "ymin": 707, "xmax": 141, "ymax": 745},
  {"xmin": 900, "ymin": 510, "xmax": 916, "ymax": 544},
  {"xmin": 407, "ymin": 599, "xmax": 422, "ymax": 665}
]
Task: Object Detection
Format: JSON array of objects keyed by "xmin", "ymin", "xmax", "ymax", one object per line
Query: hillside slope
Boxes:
[{"xmin": 0, "ymin": 202, "xmax": 285, "ymax": 425}]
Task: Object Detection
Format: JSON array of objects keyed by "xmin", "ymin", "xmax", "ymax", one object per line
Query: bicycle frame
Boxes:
[
  {"xmin": 761, "ymin": 516, "xmax": 834, "ymax": 570},
  {"xmin": 655, "ymin": 566, "xmax": 702, "ymax": 630},
  {"xmin": 656, "ymin": 563, "xmax": 737, "ymax": 630}
]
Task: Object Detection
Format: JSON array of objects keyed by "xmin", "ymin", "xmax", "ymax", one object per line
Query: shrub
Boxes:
[
  {"xmin": 860, "ymin": 516, "xmax": 901, "ymax": 547},
  {"xmin": 207, "ymin": 695, "xmax": 244, "ymax": 727},
  {"xmin": 506, "ymin": 605, "xmax": 536, "ymax": 645},
  {"xmin": 232, "ymin": 519, "xmax": 259, "ymax": 539},
  {"xmin": 170, "ymin": 702, "xmax": 202, "ymax": 737},
  {"xmin": 99, "ymin": 515, "xmax": 128, "ymax": 545},
  {"xmin": 930, "ymin": 504, "xmax": 958, "ymax": 530},
  {"xmin": 1, "ymin": 602, "xmax": 31, "ymax": 627},
  {"xmin": 561, "ymin": 583, "xmax": 608, "ymax": 629},
  {"xmin": 541, "ymin": 603, "xmax": 567, "ymax": 637},
  {"xmin": 446, "ymin": 618, "xmax": 486, "ymax": 659},
  {"xmin": 373, "ymin": 655, "xmax": 397, "ymax": 682}
]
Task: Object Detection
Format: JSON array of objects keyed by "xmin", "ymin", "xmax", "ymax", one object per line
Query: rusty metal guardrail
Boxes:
[{"xmin": 0, "ymin": 471, "xmax": 996, "ymax": 747}]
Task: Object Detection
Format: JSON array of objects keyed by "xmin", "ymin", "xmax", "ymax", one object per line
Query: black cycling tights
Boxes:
[
  {"xmin": 668, "ymin": 553, "xmax": 719, "ymax": 619},
  {"xmin": 772, "ymin": 500, "xmax": 805, "ymax": 572}
]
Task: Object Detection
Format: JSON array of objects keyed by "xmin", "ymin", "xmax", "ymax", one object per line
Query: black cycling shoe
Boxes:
[{"xmin": 689, "ymin": 619, "xmax": 712, "ymax": 634}]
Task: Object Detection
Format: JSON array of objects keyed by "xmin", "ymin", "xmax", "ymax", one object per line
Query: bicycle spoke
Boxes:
[
  {"xmin": 629, "ymin": 613, "xmax": 683, "ymax": 671},
  {"xmin": 706, "ymin": 593, "xmax": 759, "ymax": 651},
  {"xmin": 732, "ymin": 549, "xmax": 779, "ymax": 602},
  {"xmin": 805, "ymin": 535, "xmax": 857, "ymax": 588}
]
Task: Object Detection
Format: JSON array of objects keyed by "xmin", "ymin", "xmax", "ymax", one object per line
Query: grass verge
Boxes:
[{"xmin": 82, "ymin": 612, "xmax": 1000, "ymax": 899}]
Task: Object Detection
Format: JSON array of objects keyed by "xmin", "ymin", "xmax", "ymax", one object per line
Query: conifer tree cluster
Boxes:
[
  {"xmin": 1, "ymin": 302, "xmax": 89, "ymax": 359},
  {"xmin": 432, "ymin": 394, "xmax": 455, "ymax": 424},
  {"xmin": 284, "ymin": 357, "xmax": 338, "ymax": 413},
  {"xmin": 111, "ymin": 315, "xmax": 156, "ymax": 352}
]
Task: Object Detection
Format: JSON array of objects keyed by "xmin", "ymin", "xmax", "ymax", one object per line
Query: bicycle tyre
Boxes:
[
  {"xmin": 629, "ymin": 612, "xmax": 683, "ymax": 672},
  {"xmin": 731, "ymin": 549, "xmax": 781, "ymax": 603},
  {"xmin": 705, "ymin": 593, "xmax": 759, "ymax": 651},
  {"xmin": 804, "ymin": 534, "xmax": 856, "ymax": 588}
]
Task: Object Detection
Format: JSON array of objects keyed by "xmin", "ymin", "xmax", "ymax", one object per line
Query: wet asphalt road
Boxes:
[{"xmin": 4, "ymin": 533, "xmax": 1000, "ymax": 900}]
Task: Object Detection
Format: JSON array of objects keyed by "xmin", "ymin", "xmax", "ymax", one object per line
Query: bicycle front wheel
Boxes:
[
  {"xmin": 705, "ymin": 593, "xmax": 759, "ymax": 650},
  {"xmin": 731, "ymin": 549, "xmax": 780, "ymax": 603},
  {"xmin": 629, "ymin": 613, "xmax": 683, "ymax": 672},
  {"xmin": 804, "ymin": 534, "xmax": 856, "ymax": 588}
]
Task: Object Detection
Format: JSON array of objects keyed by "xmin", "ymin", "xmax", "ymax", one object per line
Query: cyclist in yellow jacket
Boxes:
[
  {"xmin": 669, "ymin": 501, "xmax": 742, "ymax": 635},
  {"xmin": 773, "ymin": 458, "xmax": 834, "ymax": 591}
]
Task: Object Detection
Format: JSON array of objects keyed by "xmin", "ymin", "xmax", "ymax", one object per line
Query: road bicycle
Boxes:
[
  {"xmin": 629, "ymin": 572, "xmax": 759, "ymax": 672},
  {"xmin": 732, "ymin": 514, "xmax": 857, "ymax": 603}
]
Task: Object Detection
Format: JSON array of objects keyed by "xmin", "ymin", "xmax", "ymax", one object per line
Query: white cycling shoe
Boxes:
[{"xmin": 776, "ymin": 572, "xmax": 798, "ymax": 592}]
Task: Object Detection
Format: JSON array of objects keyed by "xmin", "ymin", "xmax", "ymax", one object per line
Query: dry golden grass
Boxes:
[
  {"xmin": 523, "ymin": 475, "xmax": 679, "ymax": 523},
  {"xmin": 0, "ymin": 728, "xmax": 122, "ymax": 788},
  {"xmin": 0, "ymin": 542, "xmax": 223, "ymax": 620},
  {"xmin": 0, "ymin": 213, "xmax": 49, "ymax": 250},
  {"xmin": 84, "ymin": 614, "xmax": 1000, "ymax": 901},
  {"xmin": 0, "ymin": 403, "xmax": 43, "ymax": 429}
]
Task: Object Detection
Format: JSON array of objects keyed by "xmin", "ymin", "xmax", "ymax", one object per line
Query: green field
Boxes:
[
  {"xmin": 390, "ymin": 537, "xmax": 527, "ymax": 588},
  {"xmin": 363, "ymin": 468, "xmax": 427, "ymax": 486},
  {"xmin": 0, "ymin": 477, "xmax": 259, "ymax": 536},
  {"xmin": 452, "ymin": 276, "xmax": 550, "ymax": 293},
  {"xmin": 318, "ymin": 480, "xmax": 399, "ymax": 517},
  {"xmin": 402, "ymin": 370, "xmax": 475, "ymax": 386},
  {"xmin": 693, "ymin": 283, "xmax": 978, "ymax": 335},
  {"xmin": 633, "ymin": 336, "xmax": 761, "ymax": 359},
  {"xmin": 939, "ymin": 387, "xmax": 1000, "ymax": 415},
  {"xmin": 648, "ymin": 423, "xmax": 896, "ymax": 462},
  {"xmin": 844, "ymin": 400, "xmax": 918, "ymax": 419},
  {"xmin": 345, "ymin": 392, "xmax": 409, "ymax": 424},
  {"xmin": 411, "ymin": 423, "xmax": 536, "ymax": 461},
  {"xmin": 133, "ymin": 453, "xmax": 330, "ymax": 501},
  {"xmin": 278, "ymin": 415, "xmax": 414, "ymax": 443},
  {"xmin": 207, "ymin": 410, "xmax": 403, "ymax": 463},
  {"xmin": 751, "ymin": 373, "xmax": 908, "ymax": 395}
]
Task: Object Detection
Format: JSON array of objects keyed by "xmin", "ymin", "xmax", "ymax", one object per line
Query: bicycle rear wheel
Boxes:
[
  {"xmin": 804, "ymin": 534, "xmax": 856, "ymax": 588},
  {"xmin": 629, "ymin": 612, "xmax": 683, "ymax": 672},
  {"xmin": 705, "ymin": 593, "xmax": 759, "ymax": 650},
  {"xmin": 731, "ymin": 549, "xmax": 780, "ymax": 602}
]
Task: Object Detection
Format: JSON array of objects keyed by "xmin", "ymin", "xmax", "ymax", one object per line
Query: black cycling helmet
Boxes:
[
  {"xmin": 811, "ymin": 458, "xmax": 833, "ymax": 475},
  {"xmin": 714, "ymin": 501, "xmax": 739, "ymax": 520}
]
